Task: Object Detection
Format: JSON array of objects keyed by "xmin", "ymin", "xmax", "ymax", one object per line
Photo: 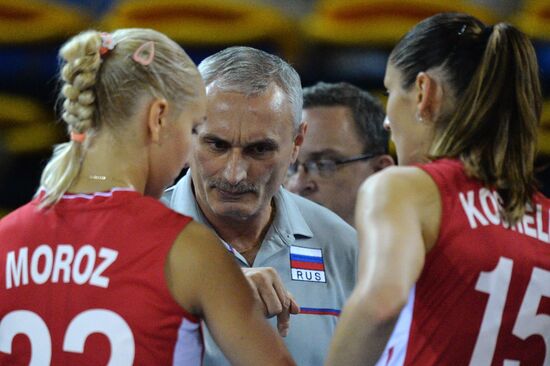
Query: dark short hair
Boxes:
[{"xmin": 303, "ymin": 82, "xmax": 388, "ymax": 154}]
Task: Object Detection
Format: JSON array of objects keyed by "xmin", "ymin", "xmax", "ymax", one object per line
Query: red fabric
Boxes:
[
  {"xmin": 403, "ymin": 159, "xmax": 550, "ymax": 365},
  {"xmin": 0, "ymin": 190, "xmax": 199, "ymax": 365},
  {"xmin": 290, "ymin": 260, "xmax": 325, "ymax": 271}
]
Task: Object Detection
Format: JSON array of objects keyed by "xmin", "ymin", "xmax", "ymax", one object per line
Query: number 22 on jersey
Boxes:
[{"xmin": 0, "ymin": 309, "xmax": 134, "ymax": 365}]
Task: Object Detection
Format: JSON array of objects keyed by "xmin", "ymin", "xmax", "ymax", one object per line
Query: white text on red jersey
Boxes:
[
  {"xmin": 459, "ymin": 188, "xmax": 550, "ymax": 243},
  {"xmin": 5, "ymin": 245, "xmax": 118, "ymax": 289}
]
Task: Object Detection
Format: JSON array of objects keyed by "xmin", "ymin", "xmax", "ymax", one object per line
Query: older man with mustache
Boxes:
[{"xmin": 163, "ymin": 46, "xmax": 358, "ymax": 366}]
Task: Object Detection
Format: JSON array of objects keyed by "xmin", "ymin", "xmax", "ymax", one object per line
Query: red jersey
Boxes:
[
  {"xmin": 0, "ymin": 188, "xmax": 203, "ymax": 365},
  {"xmin": 380, "ymin": 159, "xmax": 550, "ymax": 366}
]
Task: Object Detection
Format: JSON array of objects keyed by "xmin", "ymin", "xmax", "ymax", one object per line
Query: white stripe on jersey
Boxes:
[
  {"xmin": 375, "ymin": 287, "xmax": 415, "ymax": 366},
  {"xmin": 290, "ymin": 245, "xmax": 322, "ymax": 257},
  {"xmin": 172, "ymin": 317, "xmax": 203, "ymax": 366}
]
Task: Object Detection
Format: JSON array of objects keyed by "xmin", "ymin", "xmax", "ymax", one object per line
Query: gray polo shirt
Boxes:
[{"xmin": 163, "ymin": 171, "xmax": 358, "ymax": 366}]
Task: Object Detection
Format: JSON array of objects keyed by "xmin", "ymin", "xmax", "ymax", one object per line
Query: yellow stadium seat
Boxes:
[
  {"xmin": 302, "ymin": 0, "xmax": 499, "ymax": 47},
  {"xmin": 299, "ymin": 0, "xmax": 500, "ymax": 92},
  {"xmin": 538, "ymin": 99, "xmax": 550, "ymax": 154},
  {"xmin": 0, "ymin": 94, "xmax": 62, "ymax": 154},
  {"xmin": 513, "ymin": 0, "xmax": 550, "ymax": 40},
  {"xmin": 0, "ymin": 0, "xmax": 90, "ymax": 44},
  {"xmin": 100, "ymin": 0, "xmax": 298, "ymax": 61}
]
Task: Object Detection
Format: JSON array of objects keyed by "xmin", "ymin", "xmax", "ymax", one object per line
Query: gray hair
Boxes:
[
  {"xmin": 303, "ymin": 82, "xmax": 389, "ymax": 154},
  {"xmin": 198, "ymin": 46, "xmax": 303, "ymax": 129}
]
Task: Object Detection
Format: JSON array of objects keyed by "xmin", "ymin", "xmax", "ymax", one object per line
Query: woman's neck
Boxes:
[{"xmin": 69, "ymin": 134, "xmax": 146, "ymax": 194}]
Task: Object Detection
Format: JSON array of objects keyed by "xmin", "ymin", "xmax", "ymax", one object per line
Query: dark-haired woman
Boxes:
[{"xmin": 326, "ymin": 12, "xmax": 548, "ymax": 366}]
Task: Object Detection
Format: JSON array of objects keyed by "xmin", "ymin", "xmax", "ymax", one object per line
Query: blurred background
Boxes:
[{"xmin": 0, "ymin": 0, "xmax": 549, "ymax": 216}]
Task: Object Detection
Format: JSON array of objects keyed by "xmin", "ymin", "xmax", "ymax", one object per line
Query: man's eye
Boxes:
[
  {"xmin": 213, "ymin": 141, "xmax": 227, "ymax": 150},
  {"xmin": 316, "ymin": 160, "xmax": 335, "ymax": 171},
  {"xmin": 247, "ymin": 144, "xmax": 275, "ymax": 156},
  {"xmin": 205, "ymin": 140, "xmax": 228, "ymax": 151},
  {"xmin": 252, "ymin": 145, "xmax": 268, "ymax": 154}
]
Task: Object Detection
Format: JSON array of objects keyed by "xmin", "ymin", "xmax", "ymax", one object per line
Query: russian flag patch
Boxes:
[{"xmin": 290, "ymin": 245, "xmax": 326, "ymax": 283}]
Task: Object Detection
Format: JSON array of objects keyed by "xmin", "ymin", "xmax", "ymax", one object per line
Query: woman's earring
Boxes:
[{"xmin": 416, "ymin": 111, "xmax": 424, "ymax": 122}]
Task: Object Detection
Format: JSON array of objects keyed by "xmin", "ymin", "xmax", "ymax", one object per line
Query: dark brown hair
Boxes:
[
  {"xmin": 303, "ymin": 82, "xmax": 388, "ymax": 155},
  {"xmin": 390, "ymin": 12, "xmax": 542, "ymax": 223}
]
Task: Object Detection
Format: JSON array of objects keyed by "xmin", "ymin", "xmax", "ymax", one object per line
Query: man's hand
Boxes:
[{"xmin": 242, "ymin": 267, "xmax": 300, "ymax": 337}]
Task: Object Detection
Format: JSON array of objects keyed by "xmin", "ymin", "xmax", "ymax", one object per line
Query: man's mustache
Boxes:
[{"xmin": 209, "ymin": 179, "xmax": 258, "ymax": 194}]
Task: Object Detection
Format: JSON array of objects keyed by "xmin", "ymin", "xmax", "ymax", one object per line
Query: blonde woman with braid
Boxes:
[
  {"xmin": 0, "ymin": 29, "xmax": 294, "ymax": 365},
  {"xmin": 326, "ymin": 13, "xmax": 548, "ymax": 366}
]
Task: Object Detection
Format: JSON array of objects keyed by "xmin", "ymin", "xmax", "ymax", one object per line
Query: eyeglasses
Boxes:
[{"xmin": 287, "ymin": 153, "xmax": 377, "ymax": 178}]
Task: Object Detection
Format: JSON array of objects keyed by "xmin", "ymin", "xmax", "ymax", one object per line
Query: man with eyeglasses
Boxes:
[{"xmin": 286, "ymin": 82, "xmax": 394, "ymax": 227}]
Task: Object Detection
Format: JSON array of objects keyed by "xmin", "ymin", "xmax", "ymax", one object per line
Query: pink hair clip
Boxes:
[
  {"xmin": 99, "ymin": 32, "xmax": 114, "ymax": 56},
  {"xmin": 132, "ymin": 41, "xmax": 155, "ymax": 66},
  {"xmin": 70, "ymin": 131, "xmax": 86, "ymax": 143}
]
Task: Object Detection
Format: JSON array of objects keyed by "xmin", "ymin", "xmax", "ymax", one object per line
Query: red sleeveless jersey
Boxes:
[
  {"xmin": 381, "ymin": 159, "xmax": 550, "ymax": 366},
  {"xmin": 0, "ymin": 189, "xmax": 202, "ymax": 365}
]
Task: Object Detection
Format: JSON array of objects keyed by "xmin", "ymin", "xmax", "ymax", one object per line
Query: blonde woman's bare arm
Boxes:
[{"xmin": 166, "ymin": 221, "xmax": 295, "ymax": 366}]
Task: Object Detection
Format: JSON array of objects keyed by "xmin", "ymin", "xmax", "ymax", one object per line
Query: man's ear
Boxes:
[
  {"xmin": 147, "ymin": 98, "xmax": 169, "ymax": 143},
  {"xmin": 291, "ymin": 121, "xmax": 307, "ymax": 162},
  {"xmin": 415, "ymin": 72, "xmax": 444, "ymax": 122},
  {"xmin": 372, "ymin": 154, "xmax": 395, "ymax": 172}
]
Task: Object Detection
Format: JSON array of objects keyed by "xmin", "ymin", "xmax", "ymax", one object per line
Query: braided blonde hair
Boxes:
[{"xmin": 39, "ymin": 28, "xmax": 202, "ymax": 207}]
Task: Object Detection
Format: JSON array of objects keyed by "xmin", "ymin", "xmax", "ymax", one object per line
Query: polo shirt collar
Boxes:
[
  {"xmin": 168, "ymin": 171, "xmax": 314, "ymax": 240},
  {"xmin": 272, "ymin": 188, "xmax": 313, "ymax": 240},
  {"xmin": 168, "ymin": 170, "xmax": 207, "ymax": 224}
]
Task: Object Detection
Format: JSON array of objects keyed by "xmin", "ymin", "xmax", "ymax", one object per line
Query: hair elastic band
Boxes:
[
  {"xmin": 132, "ymin": 41, "xmax": 155, "ymax": 66},
  {"xmin": 99, "ymin": 32, "xmax": 114, "ymax": 56},
  {"xmin": 70, "ymin": 131, "xmax": 86, "ymax": 143}
]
